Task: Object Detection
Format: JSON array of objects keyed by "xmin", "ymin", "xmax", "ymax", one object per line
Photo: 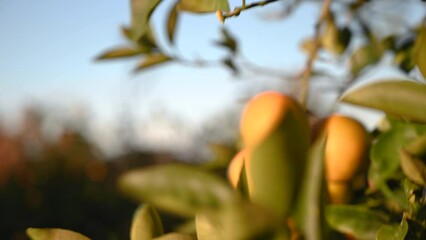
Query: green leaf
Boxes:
[
  {"xmin": 215, "ymin": 28, "xmax": 238, "ymax": 54},
  {"xmin": 326, "ymin": 205, "xmax": 388, "ymax": 240},
  {"xmin": 369, "ymin": 121, "xmax": 426, "ymax": 209},
  {"xmin": 341, "ymin": 80, "xmax": 426, "ymax": 123},
  {"xmin": 295, "ymin": 133, "xmax": 328, "ymax": 240},
  {"xmin": 118, "ymin": 164, "xmax": 237, "ymax": 217},
  {"xmin": 96, "ymin": 47, "xmax": 143, "ymax": 60},
  {"xmin": 130, "ymin": 0, "xmax": 162, "ymax": 41},
  {"xmin": 376, "ymin": 219, "xmax": 408, "ymax": 240},
  {"xmin": 222, "ymin": 58, "xmax": 238, "ymax": 75},
  {"xmin": 249, "ymin": 106, "xmax": 310, "ymax": 218},
  {"xmin": 166, "ymin": 1, "xmax": 180, "ymax": 44},
  {"xmin": 26, "ymin": 228, "xmax": 90, "ymax": 240},
  {"xmin": 414, "ymin": 26, "xmax": 426, "ymax": 78},
  {"xmin": 404, "ymin": 179, "xmax": 426, "ymax": 221},
  {"xmin": 178, "ymin": 0, "xmax": 230, "ymax": 13},
  {"xmin": 401, "ymin": 134, "xmax": 426, "ymax": 186},
  {"xmin": 152, "ymin": 233, "xmax": 194, "ymax": 240},
  {"xmin": 196, "ymin": 202, "xmax": 288, "ymax": 240},
  {"xmin": 131, "ymin": 204, "xmax": 164, "ymax": 240},
  {"xmin": 200, "ymin": 143, "xmax": 236, "ymax": 170},
  {"xmin": 349, "ymin": 44, "xmax": 381, "ymax": 75},
  {"xmin": 134, "ymin": 54, "xmax": 171, "ymax": 72}
]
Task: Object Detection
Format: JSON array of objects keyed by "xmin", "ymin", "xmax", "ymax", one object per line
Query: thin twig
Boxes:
[
  {"xmin": 299, "ymin": 0, "xmax": 333, "ymax": 108},
  {"xmin": 221, "ymin": 0, "xmax": 280, "ymax": 22}
]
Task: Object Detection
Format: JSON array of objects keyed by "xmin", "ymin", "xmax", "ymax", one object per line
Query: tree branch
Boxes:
[
  {"xmin": 217, "ymin": 0, "xmax": 280, "ymax": 23},
  {"xmin": 299, "ymin": 0, "xmax": 333, "ymax": 108}
]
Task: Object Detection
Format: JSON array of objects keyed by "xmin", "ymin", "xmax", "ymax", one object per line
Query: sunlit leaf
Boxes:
[
  {"xmin": 152, "ymin": 233, "xmax": 194, "ymax": 240},
  {"xmin": 249, "ymin": 106, "xmax": 310, "ymax": 218},
  {"xmin": 376, "ymin": 219, "xmax": 408, "ymax": 240},
  {"xmin": 341, "ymin": 80, "xmax": 426, "ymax": 123},
  {"xmin": 130, "ymin": 0, "xmax": 162, "ymax": 41},
  {"xmin": 295, "ymin": 133, "xmax": 328, "ymax": 240},
  {"xmin": 118, "ymin": 164, "xmax": 237, "ymax": 217},
  {"xmin": 167, "ymin": 1, "xmax": 180, "ymax": 44},
  {"xmin": 414, "ymin": 25, "xmax": 426, "ymax": 78},
  {"xmin": 96, "ymin": 47, "xmax": 143, "ymax": 60},
  {"xmin": 134, "ymin": 54, "xmax": 172, "ymax": 72},
  {"xmin": 131, "ymin": 204, "xmax": 163, "ymax": 240},
  {"xmin": 26, "ymin": 228, "xmax": 90, "ymax": 240},
  {"xmin": 400, "ymin": 134, "xmax": 426, "ymax": 186},
  {"xmin": 196, "ymin": 202, "xmax": 288, "ymax": 240},
  {"xmin": 326, "ymin": 205, "xmax": 388, "ymax": 240},
  {"xmin": 178, "ymin": 0, "xmax": 230, "ymax": 13}
]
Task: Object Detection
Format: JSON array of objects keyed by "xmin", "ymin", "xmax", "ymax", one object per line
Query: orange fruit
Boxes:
[
  {"xmin": 240, "ymin": 91, "xmax": 305, "ymax": 148},
  {"xmin": 227, "ymin": 149, "xmax": 250, "ymax": 188},
  {"xmin": 324, "ymin": 115, "xmax": 369, "ymax": 182}
]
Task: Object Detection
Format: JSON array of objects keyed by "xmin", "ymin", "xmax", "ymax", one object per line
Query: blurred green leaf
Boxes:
[
  {"xmin": 177, "ymin": 0, "xmax": 230, "ymax": 13},
  {"xmin": 249, "ymin": 107, "xmax": 310, "ymax": 218},
  {"xmin": 236, "ymin": 161, "xmax": 249, "ymax": 199},
  {"xmin": 134, "ymin": 54, "xmax": 171, "ymax": 72},
  {"xmin": 215, "ymin": 28, "xmax": 238, "ymax": 54},
  {"xmin": 321, "ymin": 13, "xmax": 351, "ymax": 55},
  {"xmin": 118, "ymin": 164, "xmax": 237, "ymax": 217},
  {"xmin": 26, "ymin": 228, "xmax": 90, "ymax": 240},
  {"xmin": 376, "ymin": 219, "xmax": 408, "ymax": 240},
  {"xmin": 131, "ymin": 204, "xmax": 164, "ymax": 240},
  {"xmin": 349, "ymin": 44, "xmax": 381, "ymax": 75},
  {"xmin": 222, "ymin": 58, "xmax": 238, "ymax": 75},
  {"xmin": 341, "ymin": 80, "xmax": 426, "ymax": 123},
  {"xmin": 130, "ymin": 0, "xmax": 162, "ymax": 41},
  {"xmin": 152, "ymin": 233, "xmax": 194, "ymax": 240},
  {"xmin": 196, "ymin": 202, "xmax": 288, "ymax": 240},
  {"xmin": 296, "ymin": 133, "xmax": 328, "ymax": 240},
  {"xmin": 401, "ymin": 134, "xmax": 426, "ymax": 188},
  {"xmin": 369, "ymin": 121, "xmax": 426, "ymax": 209},
  {"xmin": 167, "ymin": 1, "xmax": 180, "ymax": 44},
  {"xmin": 96, "ymin": 47, "xmax": 143, "ymax": 60},
  {"xmin": 414, "ymin": 26, "xmax": 426, "ymax": 78},
  {"xmin": 326, "ymin": 205, "xmax": 388, "ymax": 240}
]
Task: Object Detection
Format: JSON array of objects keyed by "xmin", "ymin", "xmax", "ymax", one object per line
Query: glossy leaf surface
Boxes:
[
  {"xmin": 341, "ymin": 80, "xmax": 426, "ymax": 123},
  {"xmin": 118, "ymin": 164, "xmax": 236, "ymax": 216},
  {"xmin": 376, "ymin": 219, "xmax": 408, "ymax": 240},
  {"xmin": 296, "ymin": 134, "xmax": 328, "ymax": 240},
  {"xmin": 130, "ymin": 204, "xmax": 163, "ymax": 240},
  {"xmin": 326, "ymin": 205, "xmax": 388, "ymax": 240}
]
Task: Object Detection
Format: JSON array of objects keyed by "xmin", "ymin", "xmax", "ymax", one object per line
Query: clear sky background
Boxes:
[{"xmin": 0, "ymin": 0, "xmax": 423, "ymax": 157}]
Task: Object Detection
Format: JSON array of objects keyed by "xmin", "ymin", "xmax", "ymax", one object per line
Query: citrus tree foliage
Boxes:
[{"xmin": 28, "ymin": 0, "xmax": 426, "ymax": 240}]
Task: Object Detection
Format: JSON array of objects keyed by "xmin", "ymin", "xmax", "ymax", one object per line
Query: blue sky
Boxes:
[
  {"xmin": 4, "ymin": 0, "xmax": 420, "ymax": 156},
  {"xmin": 0, "ymin": 0, "xmax": 316, "ymax": 127}
]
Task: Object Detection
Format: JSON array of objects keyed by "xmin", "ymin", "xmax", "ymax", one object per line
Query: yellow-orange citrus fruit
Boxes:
[
  {"xmin": 227, "ymin": 149, "xmax": 250, "ymax": 188},
  {"xmin": 240, "ymin": 91, "xmax": 304, "ymax": 147},
  {"xmin": 324, "ymin": 115, "xmax": 369, "ymax": 182},
  {"xmin": 327, "ymin": 181, "xmax": 352, "ymax": 204}
]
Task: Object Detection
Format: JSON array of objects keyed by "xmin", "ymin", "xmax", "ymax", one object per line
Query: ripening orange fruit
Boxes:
[
  {"xmin": 227, "ymin": 149, "xmax": 251, "ymax": 188},
  {"xmin": 240, "ymin": 91, "xmax": 305, "ymax": 148},
  {"xmin": 324, "ymin": 115, "xmax": 370, "ymax": 182}
]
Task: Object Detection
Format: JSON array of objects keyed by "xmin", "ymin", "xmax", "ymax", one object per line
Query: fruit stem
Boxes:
[{"xmin": 299, "ymin": 0, "xmax": 333, "ymax": 108}]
